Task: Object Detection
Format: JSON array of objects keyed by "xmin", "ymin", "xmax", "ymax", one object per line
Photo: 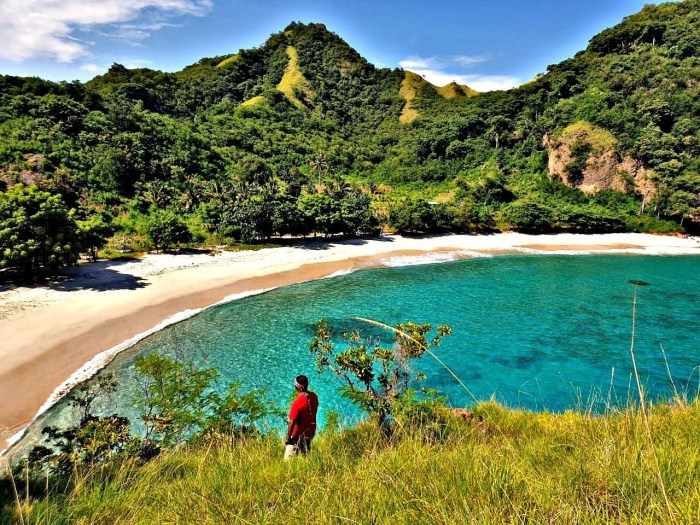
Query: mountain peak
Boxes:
[{"xmin": 436, "ymin": 81, "xmax": 479, "ymax": 99}]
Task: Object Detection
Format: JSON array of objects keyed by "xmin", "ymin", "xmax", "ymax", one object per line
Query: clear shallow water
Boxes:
[{"xmin": 18, "ymin": 254, "xmax": 700, "ymax": 445}]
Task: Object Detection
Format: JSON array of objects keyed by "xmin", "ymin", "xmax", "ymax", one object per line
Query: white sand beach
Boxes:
[{"xmin": 1, "ymin": 232, "xmax": 698, "ymax": 451}]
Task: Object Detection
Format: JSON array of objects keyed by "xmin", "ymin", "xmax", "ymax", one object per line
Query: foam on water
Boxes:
[
  {"xmin": 323, "ymin": 269, "xmax": 356, "ymax": 278},
  {"xmin": 379, "ymin": 250, "xmax": 490, "ymax": 267},
  {"xmin": 514, "ymin": 246, "xmax": 700, "ymax": 256}
]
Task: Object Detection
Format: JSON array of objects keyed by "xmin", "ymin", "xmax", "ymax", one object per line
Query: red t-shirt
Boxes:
[{"xmin": 288, "ymin": 391, "xmax": 318, "ymax": 439}]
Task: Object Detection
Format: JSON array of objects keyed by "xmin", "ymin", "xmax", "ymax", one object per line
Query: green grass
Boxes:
[
  {"xmin": 238, "ymin": 95, "xmax": 267, "ymax": 108},
  {"xmin": 215, "ymin": 54, "xmax": 239, "ymax": 68},
  {"xmin": 96, "ymin": 249, "xmax": 145, "ymax": 261},
  {"xmin": 399, "ymin": 71, "xmax": 426, "ymax": 123},
  {"xmin": 559, "ymin": 121, "xmax": 619, "ymax": 153},
  {"xmin": 6, "ymin": 400, "xmax": 700, "ymax": 524},
  {"xmin": 436, "ymin": 82, "xmax": 479, "ymax": 99},
  {"xmin": 221, "ymin": 242, "xmax": 282, "ymax": 252},
  {"xmin": 277, "ymin": 46, "xmax": 314, "ymax": 109}
]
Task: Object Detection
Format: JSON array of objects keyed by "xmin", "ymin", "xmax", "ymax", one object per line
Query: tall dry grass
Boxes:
[{"xmin": 4, "ymin": 399, "xmax": 700, "ymax": 525}]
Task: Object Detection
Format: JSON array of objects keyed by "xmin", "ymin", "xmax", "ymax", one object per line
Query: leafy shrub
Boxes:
[{"xmin": 309, "ymin": 319, "xmax": 451, "ymax": 428}]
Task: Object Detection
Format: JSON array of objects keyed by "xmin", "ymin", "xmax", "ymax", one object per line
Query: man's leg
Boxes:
[
  {"xmin": 284, "ymin": 442, "xmax": 298, "ymax": 460},
  {"xmin": 298, "ymin": 437, "xmax": 312, "ymax": 456}
]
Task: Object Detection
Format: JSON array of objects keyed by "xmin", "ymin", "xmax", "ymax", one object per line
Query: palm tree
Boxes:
[{"xmin": 309, "ymin": 151, "xmax": 331, "ymax": 184}]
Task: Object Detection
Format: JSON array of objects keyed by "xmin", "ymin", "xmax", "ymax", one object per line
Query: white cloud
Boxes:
[
  {"xmin": 399, "ymin": 54, "xmax": 519, "ymax": 92},
  {"xmin": 400, "ymin": 54, "xmax": 488, "ymax": 71},
  {"xmin": 399, "ymin": 56, "xmax": 442, "ymax": 70},
  {"xmin": 101, "ymin": 21, "xmax": 180, "ymax": 43},
  {"xmin": 122, "ymin": 58, "xmax": 153, "ymax": 68},
  {"xmin": 410, "ymin": 69, "xmax": 519, "ymax": 92},
  {"xmin": 452, "ymin": 54, "xmax": 488, "ymax": 67},
  {"xmin": 0, "ymin": 0, "xmax": 212, "ymax": 62},
  {"xmin": 79, "ymin": 63, "xmax": 104, "ymax": 72},
  {"xmin": 108, "ymin": 27, "xmax": 151, "ymax": 42}
]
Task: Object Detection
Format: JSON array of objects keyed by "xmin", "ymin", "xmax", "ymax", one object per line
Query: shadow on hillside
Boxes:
[{"xmin": 289, "ymin": 234, "xmax": 396, "ymax": 251}]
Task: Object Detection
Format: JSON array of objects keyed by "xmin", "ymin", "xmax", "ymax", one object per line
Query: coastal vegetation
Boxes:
[
  {"xmin": 2, "ymin": 0, "xmax": 700, "ymax": 276},
  {"xmin": 7, "ymin": 402, "xmax": 700, "ymax": 524},
  {"xmin": 2, "ymin": 370, "xmax": 699, "ymax": 523}
]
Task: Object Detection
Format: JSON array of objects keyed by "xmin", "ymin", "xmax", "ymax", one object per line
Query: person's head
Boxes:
[{"xmin": 294, "ymin": 375, "xmax": 309, "ymax": 392}]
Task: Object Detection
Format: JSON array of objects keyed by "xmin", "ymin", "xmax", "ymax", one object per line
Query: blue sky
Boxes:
[{"xmin": 0, "ymin": 0, "xmax": 672, "ymax": 91}]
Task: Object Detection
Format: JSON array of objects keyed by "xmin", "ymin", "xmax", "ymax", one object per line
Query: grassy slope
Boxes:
[
  {"xmin": 277, "ymin": 46, "xmax": 314, "ymax": 109},
  {"xmin": 559, "ymin": 121, "xmax": 619, "ymax": 152},
  {"xmin": 10, "ymin": 401, "xmax": 700, "ymax": 524},
  {"xmin": 215, "ymin": 54, "xmax": 239, "ymax": 68},
  {"xmin": 399, "ymin": 71, "xmax": 428, "ymax": 123},
  {"xmin": 436, "ymin": 82, "xmax": 479, "ymax": 99},
  {"xmin": 239, "ymin": 95, "xmax": 267, "ymax": 108}
]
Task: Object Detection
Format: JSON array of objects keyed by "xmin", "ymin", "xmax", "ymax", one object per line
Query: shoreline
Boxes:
[{"xmin": 1, "ymin": 232, "xmax": 699, "ymax": 452}]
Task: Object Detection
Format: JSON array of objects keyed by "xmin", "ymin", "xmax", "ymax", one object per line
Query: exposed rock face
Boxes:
[
  {"xmin": 0, "ymin": 153, "xmax": 46, "ymax": 188},
  {"xmin": 546, "ymin": 121, "xmax": 656, "ymax": 201}
]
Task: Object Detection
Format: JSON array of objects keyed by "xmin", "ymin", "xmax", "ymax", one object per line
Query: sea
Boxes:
[{"xmin": 7, "ymin": 253, "xmax": 700, "ymax": 454}]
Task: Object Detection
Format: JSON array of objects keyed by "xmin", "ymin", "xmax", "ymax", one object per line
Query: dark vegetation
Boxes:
[{"xmin": 1, "ymin": 1, "xmax": 700, "ymax": 275}]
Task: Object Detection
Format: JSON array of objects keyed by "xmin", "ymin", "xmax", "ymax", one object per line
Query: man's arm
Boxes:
[{"xmin": 285, "ymin": 418, "xmax": 294, "ymax": 443}]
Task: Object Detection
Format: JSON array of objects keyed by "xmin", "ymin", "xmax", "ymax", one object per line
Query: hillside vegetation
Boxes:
[{"xmin": 1, "ymin": 1, "xmax": 700, "ymax": 274}]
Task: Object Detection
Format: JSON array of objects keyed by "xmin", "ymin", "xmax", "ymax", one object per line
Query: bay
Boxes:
[{"xmin": 25, "ymin": 254, "xmax": 700, "ymax": 441}]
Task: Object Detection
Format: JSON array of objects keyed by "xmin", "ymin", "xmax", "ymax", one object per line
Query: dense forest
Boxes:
[{"xmin": 1, "ymin": 0, "xmax": 699, "ymax": 273}]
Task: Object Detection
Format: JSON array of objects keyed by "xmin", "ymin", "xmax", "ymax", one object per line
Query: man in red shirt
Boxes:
[{"xmin": 284, "ymin": 374, "xmax": 319, "ymax": 460}]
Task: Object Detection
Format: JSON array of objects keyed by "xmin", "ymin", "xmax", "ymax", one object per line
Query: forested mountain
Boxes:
[{"xmin": 1, "ymin": 0, "xmax": 699, "ymax": 272}]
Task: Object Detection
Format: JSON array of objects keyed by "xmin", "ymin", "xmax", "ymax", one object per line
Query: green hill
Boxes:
[{"xmin": 1, "ymin": 1, "xmax": 700, "ymax": 272}]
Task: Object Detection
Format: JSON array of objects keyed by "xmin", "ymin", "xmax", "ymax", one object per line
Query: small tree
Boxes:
[
  {"xmin": 0, "ymin": 184, "xmax": 82, "ymax": 274},
  {"xmin": 340, "ymin": 189, "xmax": 380, "ymax": 236},
  {"xmin": 134, "ymin": 349, "xmax": 280, "ymax": 447},
  {"xmin": 206, "ymin": 383, "xmax": 281, "ymax": 437},
  {"xmin": 501, "ymin": 200, "xmax": 554, "ymax": 233},
  {"xmin": 78, "ymin": 212, "xmax": 115, "ymax": 261},
  {"xmin": 309, "ymin": 319, "xmax": 452, "ymax": 427},
  {"xmin": 33, "ymin": 373, "xmax": 138, "ymax": 474},
  {"xmin": 134, "ymin": 352, "xmax": 219, "ymax": 446},
  {"xmin": 31, "ymin": 352, "xmax": 279, "ymax": 474},
  {"xmin": 145, "ymin": 209, "xmax": 191, "ymax": 252}
]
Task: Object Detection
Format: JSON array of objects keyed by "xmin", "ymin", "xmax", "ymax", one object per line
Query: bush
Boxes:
[
  {"xmin": 309, "ymin": 318, "xmax": 451, "ymax": 428},
  {"xmin": 0, "ymin": 184, "xmax": 81, "ymax": 273},
  {"xmin": 501, "ymin": 200, "xmax": 555, "ymax": 233},
  {"xmin": 145, "ymin": 209, "xmax": 192, "ymax": 252}
]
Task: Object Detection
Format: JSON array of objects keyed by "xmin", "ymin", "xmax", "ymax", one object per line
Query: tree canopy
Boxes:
[{"xmin": 1, "ymin": 2, "xmax": 699, "ymax": 275}]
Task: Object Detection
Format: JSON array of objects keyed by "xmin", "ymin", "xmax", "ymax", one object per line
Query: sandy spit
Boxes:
[{"xmin": 1, "ymin": 232, "xmax": 698, "ymax": 450}]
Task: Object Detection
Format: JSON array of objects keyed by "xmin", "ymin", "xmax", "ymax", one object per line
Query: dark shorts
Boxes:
[{"xmin": 284, "ymin": 436, "xmax": 313, "ymax": 459}]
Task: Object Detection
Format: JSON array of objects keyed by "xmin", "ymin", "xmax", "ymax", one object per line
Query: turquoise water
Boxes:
[{"xmin": 23, "ymin": 254, "xmax": 700, "ymax": 439}]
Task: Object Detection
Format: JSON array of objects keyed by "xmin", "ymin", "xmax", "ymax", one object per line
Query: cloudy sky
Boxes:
[{"xmin": 0, "ymin": 0, "xmax": 666, "ymax": 91}]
